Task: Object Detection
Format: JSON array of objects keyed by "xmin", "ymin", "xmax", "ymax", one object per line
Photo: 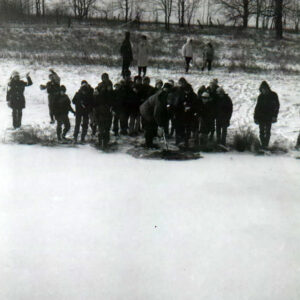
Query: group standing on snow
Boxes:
[{"xmin": 6, "ymin": 31, "xmax": 298, "ymax": 151}]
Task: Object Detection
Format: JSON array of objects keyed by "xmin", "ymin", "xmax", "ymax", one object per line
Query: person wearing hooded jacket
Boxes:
[
  {"xmin": 137, "ymin": 35, "xmax": 149, "ymax": 77},
  {"xmin": 120, "ymin": 31, "xmax": 133, "ymax": 78},
  {"xmin": 6, "ymin": 71, "xmax": 33, "ymax": 129},
  {"xmin": 182, "ymin": 38, "xmax": 193, "ymax": 73},
  {"xmin": 215, "ymin": 87, "xmax": 233, "ymax": 146},
  {"xmin": 140, "ymin": 83, "xmax": 172, "ymax": 148},
  {"xmin": 254, "ymin": 81, "xmax": 280, "ymax": 149},
  {"xmin": 72, "ymin": 80, "xmax": 94, "ymax": 143}
]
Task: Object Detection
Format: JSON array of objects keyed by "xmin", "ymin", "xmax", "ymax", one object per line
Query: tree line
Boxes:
[{"xmin": 1, "ymin": 0, "xmax": 299, "ymax": 38}]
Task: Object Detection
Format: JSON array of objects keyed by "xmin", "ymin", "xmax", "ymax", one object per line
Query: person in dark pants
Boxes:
[
  {"xmin": 140, "ymin": 83, "xmax": 172, "ymax": 148},
  {"xmin": 182, "ymin": 38, "xmax": 193, "ymax": 73},
  {"xmin": 215, "ymin": 87, "xmax": 233, "ymax": 146},
  {"xmin": 206, "ymin": 78, "xmax": 219, "ymax": 140},
  {"xmin": 40, "ymin": 69, "xmax": 61, "ymax": 124},
  {"xmin": 254, "ymin": 81, "xmax": 280, "ymax": 149},
  {"xmin": 120, "ymin": 31, "xmax": 133, "ymax": 78},
  {"xmin": 6, "ymin": 71, "xmax": 33, "ymax": 129},
  {"xmin": 112, "ymin": 82, "xmax": 122, "ymax": 136},
  {"xmin": 53, "ymin": 85, "xmax": 75, "ymax": 141},
  {"xmin": 93, "ymin": 73, "xmax": 114, "ymax": 149},
  {"xmin": 72, "ymin": 80, "xmax": 94, "ymax": 143},
  {"xmin": 202, "ymin": 42, "xmax": 214, "ymax": 71},
  {"xmin": 199, "ymin": 91, "xmax": 216, "ymax": 147},
  {"xmin": 119, "ymin": 70, "xmax": 135, "ymax": 135}
]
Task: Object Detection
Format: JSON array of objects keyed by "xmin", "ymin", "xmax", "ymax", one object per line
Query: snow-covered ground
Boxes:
[{"xmin": 1, "ymin": 60, "xmax": 300, "ymax": 300}]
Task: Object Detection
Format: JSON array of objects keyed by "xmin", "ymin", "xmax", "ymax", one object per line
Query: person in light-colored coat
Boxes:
[
  {"xmin": 137, "ymin": 35, "xmax": 149, "ymax": 77},
  {"xmin": 182, "ymin": 38, "xmax": 193, "ymax": 73}
]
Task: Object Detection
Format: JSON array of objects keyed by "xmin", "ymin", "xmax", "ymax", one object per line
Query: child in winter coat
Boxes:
[
  {"xmin": 182, "ymin": 38, "xmax": 193, "ymax": 73},
  {"xmin": 40, "ymin": 69, "xmax": 61, "ymax": 124},
  {"xmin": 72, "ymin": 80, "xmax": 94, "ymax": 143},
  {"xmin": 53, "ymin": 85, "xmax": 75, "ymax": 141},
  {"xmin": 93, "ymin": 73, "xmax": 114, "ymax": 148},
  {"xmin": 6, "ymin": 71, "xmax": 33, "ymax": 129}
]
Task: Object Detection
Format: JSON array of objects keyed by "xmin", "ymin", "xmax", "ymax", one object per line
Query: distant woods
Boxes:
[{"xmin": 0, "ymin": 0, "xmax": 299, "ymax": 38}]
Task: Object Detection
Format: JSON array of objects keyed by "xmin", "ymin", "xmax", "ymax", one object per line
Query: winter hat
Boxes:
[
  {"xmin": 134, "ymin": 75, "xmax": 142, "ymax": 83},
  {"xmin": 210, "ymin": 78, "xmax": 218, "ymax": 85},
  {"xmin": 143, "ymin": 76, "xmax": 150, "ymax": 84},
  {"xmin": 168, "ymin": 79, "xmax": 175, "ymax": 87},
  {"xmin": 11, "ymin": 71, "xmax": 20, "ymax": 79},
  {"xmin": 81, "ymin": 80, "xmax": 88, "ymax": 86},
  {"xmin": 163, "ymin": 83, "xmax": 172, "ymax": 90},
  {"xmin": 155, "ymin": 79, "xmax": 163, "ymax": 87},
  {"xmin": 216, "ymin": 87, "xmax": 225, "ymax": 95},
  {"xmin": 60, "ymin": 85, "xmax": 66, "ymax": 92}
]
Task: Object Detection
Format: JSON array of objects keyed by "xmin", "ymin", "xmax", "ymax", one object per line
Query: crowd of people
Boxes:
[{"xmin": 5, "ymin": 67, "xmax": 289, "ymax": 151}]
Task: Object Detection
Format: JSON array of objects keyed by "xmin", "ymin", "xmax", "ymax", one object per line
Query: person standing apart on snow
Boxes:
[
  {"xmin": 202, "ymin": 42, "xmax": 214, "ymax": 72},
  {"xmin": 182, "ymin": 38, "xmax": 193, "ymax": 73},
  {"xmin": 120, "ymin": 31, "xmax": 133, "ymax": 79},
  {"xmin": 254, "ymin": 81, "xmax": 280, "ymax": 149},
  {"xmin": 137, "ymin": 35, "xmax": 149, "ymax": 77},
  {"xmin": 6, "ymin": 71, "xmax": 32, "ymax": 129}
]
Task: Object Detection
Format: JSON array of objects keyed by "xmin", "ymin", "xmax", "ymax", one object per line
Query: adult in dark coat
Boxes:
[
  {"xmin": 120, "ymin": 31, "xmax": 133, "ymax": 78},
  {"xmin": 72, "ymin": 80, "xmax": 94, "ymax": 143},
  {"xmin": 254, "ymin": 81, "xmax": 280, "ymax": 149},
  {"xmin": 53, "ymin": 85, "xmax": 75, "ymax": 141},
  {"xmin": 202, "ymin": 42, "xmax": 214, "ymax": 71},
  {"xmin": 94, "ymin": 74, "xmax": 114, "ymax": 148},
  {"xmin": 215, "ymin": 87, "xmax": 233, "ymax": 146},
  {"xmin": 140, "ymin": 83, "xmax": 172, "ymax": 148},
  {"xmin": 118, "ymin": 70, "xmax": 136, "ymax": 135},
  {"xmin": 6, "ymin": 71, "xmax": 33, "ymax": 129},
  {"xmin": 40, "ymin": 69, "xmax": 61, "ymax": 124}
]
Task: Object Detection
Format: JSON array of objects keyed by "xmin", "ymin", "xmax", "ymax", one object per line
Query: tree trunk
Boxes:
[
  {"xmin": 181, "ymin": 0, "xmax": 184, "ymax": 27},
  {"xmin": 274, "ymin": 0, "xmax": 283, "ymax": 39},
  {"xmin": 243, "ymin": 0, "xmax": 249, "ymax": 28}
]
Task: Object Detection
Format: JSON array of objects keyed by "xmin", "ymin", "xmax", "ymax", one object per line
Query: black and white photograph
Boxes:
[{"xmin": 0, "ymin": 0, "xmax": 300, "ymax": 299}]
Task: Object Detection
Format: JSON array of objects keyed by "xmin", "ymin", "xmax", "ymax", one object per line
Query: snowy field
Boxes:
[{"xmin": 1, "ymin": 60, "xmax": 300, "ymax": 300}]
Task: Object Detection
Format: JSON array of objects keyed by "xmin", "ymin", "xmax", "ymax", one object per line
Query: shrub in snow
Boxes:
[{"xmin": 232, "ymin": 127, "xmax": 260, "ymax": 152}]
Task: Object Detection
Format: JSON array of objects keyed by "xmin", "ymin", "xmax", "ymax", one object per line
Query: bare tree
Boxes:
[
  {"xmin": 117, "ymin": 0, "xmax": 131, "ymax": 22},
  {"xmin": 176, "ymin": 0, "xmax": 202, "ymax": 27},
  {"xmin": 152, "ymin": 0, "xmax": 174, "ymax": 29},
  {"xmin": 69, "ymin": 0, "xmax": 97, "ymax": 20},
  {"xmin": 216, "ymin": 0, "xmax": 256, "ymax": 28}
]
